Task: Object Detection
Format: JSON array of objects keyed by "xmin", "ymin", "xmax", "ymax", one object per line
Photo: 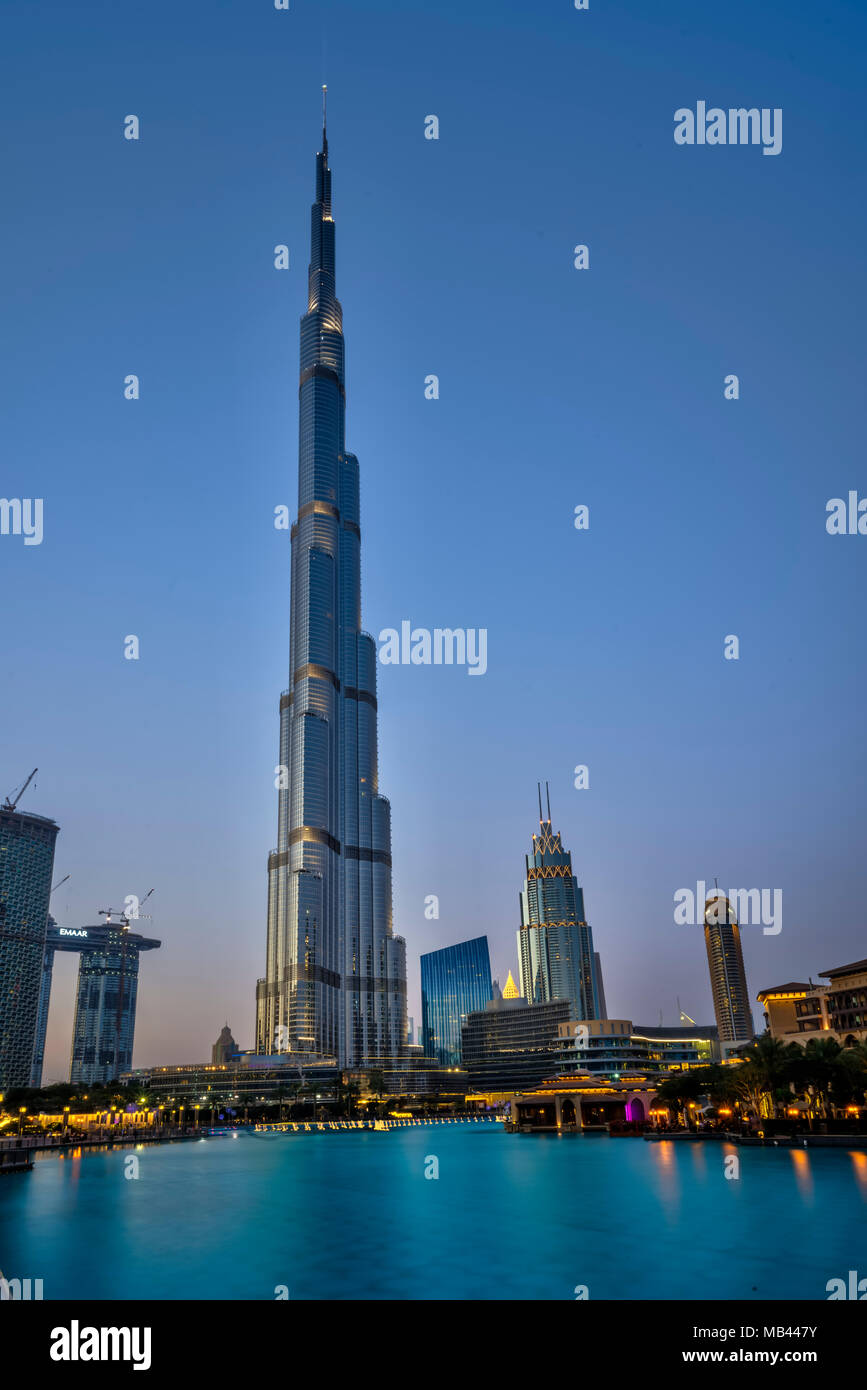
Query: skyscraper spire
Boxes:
[{"xmin": 256, "ymin": 96, "xmax": 407, "ymax": 1068}]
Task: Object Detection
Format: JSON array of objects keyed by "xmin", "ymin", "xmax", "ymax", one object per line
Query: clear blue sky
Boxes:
[{"xmin": 2, "ymin": 0, "xmax": 865, "ymax": 1078}]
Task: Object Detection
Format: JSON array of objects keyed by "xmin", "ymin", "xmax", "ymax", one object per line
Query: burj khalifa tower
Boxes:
[{"xmin": 256, "ymin": 95, "xmax": 407, "ymax": 1067}]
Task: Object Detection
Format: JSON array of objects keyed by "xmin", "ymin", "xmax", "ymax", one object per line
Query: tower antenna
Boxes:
[
  {"xmin": 537, "ymin": 782, "xmax": 543, "ymax": 824},
  {"xmin": 322, "ymin": 84, "xmax": 327, "ymax": 149},
  {"xmin": 546, "ymin": 781, "xmax": 551, "ymax": 822}
]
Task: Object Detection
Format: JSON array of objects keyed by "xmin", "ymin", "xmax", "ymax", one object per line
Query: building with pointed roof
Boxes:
[
  {"xmin": 212, "ymin": 1023, "xmax": 238, "ymax": 1065},
  {"xmin": 503, "ymin": 970, "xmax": 520, "ymax": 1000},
  {"xmin": 516, "ymin": 784, "xmax": 602, "ymax": 1019},
  {"xmin": 255, "ymin": 94, "xmax": 407, "ymax": 1067}
]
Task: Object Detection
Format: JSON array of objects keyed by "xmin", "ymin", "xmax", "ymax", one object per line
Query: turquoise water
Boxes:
[{"xmin": 1, "ymin": 1128, "xmax": 865, "ymax": 1299}]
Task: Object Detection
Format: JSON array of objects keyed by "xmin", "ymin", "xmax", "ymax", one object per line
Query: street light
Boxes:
[{"xmin": 18, "ymin": 1107, "xmax": 27, "ymax": 1136}]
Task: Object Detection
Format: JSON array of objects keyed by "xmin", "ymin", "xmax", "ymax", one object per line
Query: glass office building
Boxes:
[
  {"xmin": 517, "ymin": 788, "xmax": 601, "ymax": 1019},
  {"xmin": 256, "ymin": 98, "xmax": 407, "ymax": 1067},
  {"xmin": 421, "ymin": 936, "xmax": 493, "ymax": 1066},
  {"xmin": 0, "ymin": 807, "xmax": 59, "ymax": 1090}
]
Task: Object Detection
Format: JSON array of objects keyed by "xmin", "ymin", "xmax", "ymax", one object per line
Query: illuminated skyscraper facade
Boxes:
[
  {"xmin": 256, "ymin": 98, "xmax": 407, "ymax": 1067},
  {"xmin": 517, "ymin": 788, "xmax": 601, "ymax": 1020},
  {"xmin": 703, "ymin": 894, "xmax": 754, "ymax": 1044}
]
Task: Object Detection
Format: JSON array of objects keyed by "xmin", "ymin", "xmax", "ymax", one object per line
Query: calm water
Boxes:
[{"xmin": 2, "ymin": 1127, "xmax": 865, "ymax": 1300}]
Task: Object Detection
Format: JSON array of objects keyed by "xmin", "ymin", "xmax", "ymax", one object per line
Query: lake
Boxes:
[{"xmin": 1, "ymin": 1127, "xmax": 865, "ymax": 1299}]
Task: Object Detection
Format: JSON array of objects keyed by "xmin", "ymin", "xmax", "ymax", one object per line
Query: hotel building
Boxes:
[{"xmin": 757, "ymin": 959, "xmax": 867, "ymax": 1047}]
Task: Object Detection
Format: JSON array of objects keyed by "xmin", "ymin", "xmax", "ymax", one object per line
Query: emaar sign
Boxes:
[{"xmin": 59, "ymin": 928, "xmax": 88, "ymax": 938}]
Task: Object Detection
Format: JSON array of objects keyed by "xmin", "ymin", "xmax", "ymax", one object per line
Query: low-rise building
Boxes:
[
  {"xmin": 509, "ymin": 1074, "xmax": 660, "ymax": 1132},
  {"xmin": 821, "ymin": 960, "xmax": 867, "ymax": 1043},
  {"xmin": 554, "ymin": 1019, "xmax": 719, "ymax": 1075},
  {"xmin": 461, "ymin": 996, "xmax": 572, "ymax": 1091},
  {"xmin": 757, "ymin": 960, "xmax": 867, "ymax": 1047}
]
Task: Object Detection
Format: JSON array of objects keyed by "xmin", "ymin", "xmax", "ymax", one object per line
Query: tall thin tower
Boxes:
[
  {"xmin": 256, "ymin": 95, "xmax": 407, "ymax": 1067},
  {"xmin": 703, "ymin": 893, "xmax": 754, "ymax": 1044},
  {"xmin": 516, "ymin": 784, "xmax": 601, "ymax": 1019}
]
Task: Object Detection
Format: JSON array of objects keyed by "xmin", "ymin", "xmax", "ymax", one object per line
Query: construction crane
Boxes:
[
  {"xmin": 50, "ymin": 874, "xmax": 70, "ymax": 895},
  {"xmin": 2, "ymin": 767, "xmax": 37, "ymax": 812}
]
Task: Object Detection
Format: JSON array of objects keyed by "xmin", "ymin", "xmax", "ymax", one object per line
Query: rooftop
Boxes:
[{"xmin": 820, "ymin": 960, "xmax": 867, "ymax": 980}]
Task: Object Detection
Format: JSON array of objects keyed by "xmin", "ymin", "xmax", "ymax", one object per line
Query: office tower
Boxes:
[
  {"xmin": 0, "ymin": 806, "xmax": 59, "ymax": 1090},
  {"xmin": 31, "ymin": 919, "xmax": 161, "ymax": 1086},
  {"xmin": 421, "ymin": 937, "xmax": 493, "ymax": 1066},
  {"xmin": 703, "ymin": 894, "xmax": 754, "ymax": 1044},
  {"xmin": 212, "ymin": 1023, "xmax": 238, "ymax": 1064},
  {"xmin": 256, "ymin": 96, "xmax": 407, "ymax": 1067},
  {"xmin": 594, "ymin": 953, "xmax": 608, "ymax": 1018},
  {"xmin": 517, "ymin": 785, "xmax": 601, "ymax": 1019},
  {"xmin": 55, "ymin": 921, "xmax": 162, "ymax": 1085}
]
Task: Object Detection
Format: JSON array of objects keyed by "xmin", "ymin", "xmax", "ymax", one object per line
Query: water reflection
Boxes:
[
  {"xmin": 650, "ymin": 1141, "xmax": 681, "ymax": 1220},
  {"xmin": 849, "ymin": 1150, "xmax": 867, "ymax": 1198},
  {"xmin": 789, "ymin": 1148, "xmax": 814, "ymax": 1203}
]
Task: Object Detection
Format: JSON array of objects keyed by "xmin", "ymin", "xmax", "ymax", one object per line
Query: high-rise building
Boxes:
[
  {"xmin": 212, "ymin": 1023, "xmax": 238, "ymax": 1064},
  {"xmin": 517, "ymin": 786, "xmax": 601, "ymax": 1019},
  {"xmin": 30, "ymin": 919, "xmax": 161, "ymax": 1087},
  {"xmin": 67, "ymin": 922, "xmax": 161, "ymax": 1085},
  {"xmin": 703, "ymin": 894, "xmax": 754, "ymax": 1044},
  {"xmin": 256, "ymin": 96, "xmax": 407, "ymax": 1067},
  {"xmin": 0, "ymin": 807, "xmax": 59, "ymax": 1091},
  {"xmin": 421, "ymin": 936, "xmax": 493, "ymax": 1066}
]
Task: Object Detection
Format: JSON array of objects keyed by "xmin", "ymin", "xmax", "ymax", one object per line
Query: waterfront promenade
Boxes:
[{"xmin": 254, "ymin": 1115, "xmax": 504, "ymax": 1134}]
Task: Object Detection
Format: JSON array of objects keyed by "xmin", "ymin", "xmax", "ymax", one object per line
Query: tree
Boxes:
[{"xmin": 733, "ymin": 1034, "xmax": 802, "ymax": 1118}]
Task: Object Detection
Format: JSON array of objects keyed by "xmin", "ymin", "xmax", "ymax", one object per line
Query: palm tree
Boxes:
[
  {"xmin": 733, "ymin": 1034, "xmax": 802, "ymax": 1118},
  {"xmin": 827, "ymin": 1040, "xmax": 867, "ymax": 1117},
  {"xmin": 790, "ymin": 1037, "xmax": 843, "ymax": 1120}
]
